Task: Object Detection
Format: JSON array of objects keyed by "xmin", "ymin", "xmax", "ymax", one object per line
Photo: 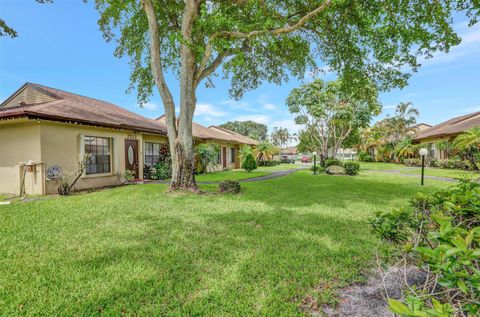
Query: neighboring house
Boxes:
[
  {"xmin": 409, "ymin": 123, "xmax": 432, "ymax": 135},
  {"xmin": 155, "ymin": 116, "xmax": 257, "ymax": 172},
  {"xmin": 0, "ymin": 83, "xmax": 257, "ymax": 195},
  {"xmin": 279, "ymin": 146, "xmax": 297, "ymax": 162},
  {"xmin": 414, "ymin": 111, "xmax": 480, "ymax": 159}
]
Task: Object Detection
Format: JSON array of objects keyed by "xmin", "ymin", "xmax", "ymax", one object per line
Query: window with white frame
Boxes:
[
  {"xmin": 84, "ymin": 136, "xmax": 112, "ymax": 175},
  {"xmin": 144, "ymin": 142, "xmax": 161, "ymax": 168}
]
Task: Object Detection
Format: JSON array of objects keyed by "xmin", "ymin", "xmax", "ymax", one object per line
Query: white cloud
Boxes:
[
  {"xmin": 383, "ymin": 104, "xmax": 396, "ymax": 109},
  {"xmin": 194, "ymin": 103, "xmax": 227, "ymax": 117},
  {"xmin": 270, "ymin": 119, "xmax": 302, "ymax": 134},
  {"xmin": 262, "ymin": 103, "xmax": 276, "ymax": 110},
  {"xmin": 141, "ymin": 102, "xmax": 158, "ymax": 111},
  {"xmin": 232, "ymin": 114, "xmax": 270, "ymax": 124}
]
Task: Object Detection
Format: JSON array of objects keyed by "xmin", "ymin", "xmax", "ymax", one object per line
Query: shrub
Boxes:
[
  {"xmin": 218, "ymin": 180, "xmax": 241, "ymax": 193},
  {"xmin": 153, "ymin": 162, "xmax": 171, "ymax": 180},
  {"xmin": 427, "ymin": 158, "xmax": 438, "ymax": 167},
  {"xmin": 370, "ymin": 179, "xmax": 480, "ymax": 316},
  {"xmin": 196, "ymin": 143, "xmax": 220, "ymax": 174},
  {"xmin": 324, "ymin": 158, "xmax": 343, "ymax": 168},
  {"xmin": 344, "ymin": 161, "xmax": 360, "ymax": 175},
  {"xmin": 309, "ymin": 165, "xmax": 326, "ymax": 174},
  {"xmin": 357, "ymin": 151, "xmax": 373, "ymax": 162},
  {"xmin": 257, "ymin": 160, "xmax": 281, "ymax": 166},
  {"xmin": 437, "ymin": 159, "xmax": 470, "ymax": 170},
  {"xmin": 123, "ymin": 169, "xmax": 136, "ymax": 182},
  {"xmin": 241, "ymin": 153, "xmax": 257, "ymax": 172},
  {"xmin": 404, "ymin": 158, "xmax": 420, "ymax": 166}
]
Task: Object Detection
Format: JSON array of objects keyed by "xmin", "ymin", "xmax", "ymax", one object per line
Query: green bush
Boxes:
[
  {"xmin": 153, "ymin": 162, "xmax": 171, "ymax": 180},
  {"xmin": 218, "ymin": 180, "xmax": 241, "ymax": 193},
  {"xmin": 344, "ymin": 161, "xmax": 360, "ymax": 175},
  {"xmin": 241, "ymin": 153, "xmax": 257, "ymax": 172},
  {"xmin": 323, "ymin": 158, "xmax": 343, "ymax": 168},
  {"xmin": 404, "ymin": 158, "xmax": 420, "ymax": 166},
  {"xmin": 370, "ymin": 179, "xmax": 480, "ymax": 316},
  {"xmin": 357, "ymin": 151, "xmax": 373, "ymax": 162},
  {"xmin": 257, "ymin": 160, "xmax": 281, "ymax": 166},
  {"xmin": 309, "ymin": 165, "xmax": 326, "ymax": 173},
  {"xmin": 438, "ymin": 159, "xmax": 471, "ymax": 170}
]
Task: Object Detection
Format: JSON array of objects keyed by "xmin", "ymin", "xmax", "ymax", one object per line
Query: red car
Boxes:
[{"xmin": 300, "ymin": 155, "xmax": 311, "ymax": 163}]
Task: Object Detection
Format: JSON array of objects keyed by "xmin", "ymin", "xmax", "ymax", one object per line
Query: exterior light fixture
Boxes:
[
  {"xmin": 312, "ymin": 151, "xmax": 318, "ymax": 175},
  {"xmin": 419, "ymin": 148, "xmax": 428, "ymax": 185}
]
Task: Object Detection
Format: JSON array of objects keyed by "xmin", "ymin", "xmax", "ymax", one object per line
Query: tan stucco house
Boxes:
[
  {"xmin": 414, "ymin": 111, "xmax": 480, "ymax": 159},
  {"xmin": 0, "ymin": 83, "xmax": 257, "ymax": 195}
]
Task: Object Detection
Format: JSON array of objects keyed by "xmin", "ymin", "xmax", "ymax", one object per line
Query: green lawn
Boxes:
[
  {"xmin": 400, "ymin": 167, "xmax": 479, "ymax": 179},
  {"xmin": 359, "ymin": 161, "xmax": 479, "ymax": 179},
  {"xmin": 0, "ymin": 170, "xmax": 450, "ymax": 315},
  {"xmin": 359, "ymin": 161, "xmax": 409, "ymax": 171},
  {"xmin": 196, "ymin": 170, "xmax": 271, "ymax": 182},
  {"xmin": 195, "ymin": 163, "xmax": 303, "ymax": 182}
]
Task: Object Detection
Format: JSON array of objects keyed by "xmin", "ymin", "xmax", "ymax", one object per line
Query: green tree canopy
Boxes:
[
  {"xmin": 92, "ymin": 0, "xmax": 480, "ymax": 189},
  {"xmin": 287, "ymin": 79, "xmax": 380, "ymax": 161},
  {"xmin": 219, "ymin": 121, "xmax": 268, "ymax": 141}
]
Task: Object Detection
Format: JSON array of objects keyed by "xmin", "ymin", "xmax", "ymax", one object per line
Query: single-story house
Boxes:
[
  {"xmin": 414, "ymin": 111, "xmax": 480, "ymax": 159},
  {"xmin": 0, "ymin": 83, "xmax": 257, "ymax": 195},
  {"xmin": 279, "ymin": 146, "xmax": 297, "ymax": 162}
]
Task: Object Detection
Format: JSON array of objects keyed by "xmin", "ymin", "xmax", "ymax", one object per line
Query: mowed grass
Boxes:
[
  {"xmin": 0, "ymin": 171, "xmax": 449, "ymax": 316},
  {"xmin": 398, "ymin": 167, "xmax": 479, "ymax": 179},
  {"xmin": 195, "ymin": 170, "xmax": 270, "ymax": 182},
  {"xmin": 359, "ymin": 161, "xmax": 479, "ymax": 179},
  {"xmin": 195, "ymin": 163, "xmax": 303, "ymax": 182}
]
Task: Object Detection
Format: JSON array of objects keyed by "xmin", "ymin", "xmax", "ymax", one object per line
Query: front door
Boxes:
[
  {"xmin": 222, "ymin": 147, "xmax": 227, "ymax": 168},
  {"xmin": 125, "ymin": 139, "xmax": 139, "ymax": 178}
]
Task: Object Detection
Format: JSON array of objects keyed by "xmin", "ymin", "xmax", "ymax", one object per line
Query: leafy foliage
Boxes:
[
  {"xmin": 287, "ymin": 79, "xmax": 380, "ymax": 161},
  {"xmin": 257, "ymin": 160, "xmax": 281, "ymax": 167},
  {"xmin": 270, "ymin": 127, "xmax": 293, "ymax": 148},
  {"xmin": 195, "ymin": 143, "xmax": 220, "ymax": 174},
  {"xmin": 344, "ymin": 161, "xmax": 360, "ymax": 176},
  {"xmin": 254, "ymin": 141, "xmax": 277, "ymax": 162},
  {"xmin": 241, "ymin": 153, "xmax": 257, "ymax": 173},
  {"xmin": 323, "ymin": 158, "xmax": 343, "ymax": 168},
  {"xmin": 219, "ymin": 121, "xmax": 268, "ymax": 141},
  {"xmin": 371, "ymin": 180, "xmax": 480, "ymax": 316}
]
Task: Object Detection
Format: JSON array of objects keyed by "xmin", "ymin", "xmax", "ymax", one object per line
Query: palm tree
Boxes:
[
  {"xmin": 395, "ymin": 138, "xmax": 418, "ymax": 159},
  {"xmin": 254, "ymin": 141, "xmax": 275, "ymax": 162},
  {"xmin": 453, "ymin": 127, "xmax": 480, "ymax": 171},
  {"xmin": 395, "ymin": 102, "xmax": 419, "ymax": 136}
]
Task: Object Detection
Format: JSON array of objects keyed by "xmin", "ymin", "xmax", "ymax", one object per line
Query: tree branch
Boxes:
[
  {"xmin": 141, "ymin": 0, "xmax": 177, "ymax": 137},
  {"xmin": 215, "ymin": 0, "xmax": 330, "ymax": 39}
]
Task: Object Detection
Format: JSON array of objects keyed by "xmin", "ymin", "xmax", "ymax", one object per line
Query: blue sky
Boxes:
[{"xmin": 1, "ymin": 0, "xmax": 479, "ymax": 136}]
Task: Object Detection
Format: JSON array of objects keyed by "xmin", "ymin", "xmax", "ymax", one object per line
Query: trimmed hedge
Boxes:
[
  {"xmin": 344, "ymin": 161, "xmax": 360, "ymax": 175},
  {"xmin": 258, "ymin": 160, "xmax": 281, "ymax": 166},
  {"xmin": 323, "ymin": 158, "xmax": 343, "ymax": 168}
]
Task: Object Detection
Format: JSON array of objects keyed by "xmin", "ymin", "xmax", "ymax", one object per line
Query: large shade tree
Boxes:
[
  {"xmin": 219, "ymin": 121, "xmax": 268, "ymax": 141},
  {"xmin": 287, "ymin": 79, "xmax": 381, "ymax": 162},
  {"xmin": 93, "ymin": 0, "xmax": 479, "ymax": 190}
]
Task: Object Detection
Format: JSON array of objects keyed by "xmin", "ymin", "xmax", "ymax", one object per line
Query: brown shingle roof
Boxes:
[
  {"xmin": 0, "ymin": 83, "xmax": 168, "ymax": 135},
  {"xmin": 155, "ymin": 116, "xmax": 258, "ymax": 145},
  {"xmin": 415, "ymin": 112, "xmax": 480, "ymax": 141}
]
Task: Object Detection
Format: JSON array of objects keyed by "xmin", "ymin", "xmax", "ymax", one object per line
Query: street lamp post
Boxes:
[
  {"xmin": 312, "ymin": 151, "xmax": 317, "ymax": 175},
  {"xmin": 419, "ymin": 148, "xmax": 428, "ymax": 185}
]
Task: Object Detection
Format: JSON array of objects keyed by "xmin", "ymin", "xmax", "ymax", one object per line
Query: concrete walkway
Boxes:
[{"xmin": 367, "ymin": 169, "xmax": 457, "ymax": 182}]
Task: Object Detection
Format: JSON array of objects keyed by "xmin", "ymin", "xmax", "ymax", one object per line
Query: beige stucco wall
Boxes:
[
  {"xmin": 0, "ymin": 120, "xmax": 42, "ymax": 194},
  {"xmin": 39, "ymin": 121, "xmax": 167, "ymax": 194},
  {"xmin": 0, "ymin": 118, "xmax": 247, "ymax": 195}
]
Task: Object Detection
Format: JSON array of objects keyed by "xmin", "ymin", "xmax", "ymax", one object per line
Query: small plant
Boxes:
[
  {"xmin": 57, "ymin": 154, "xmax": 90, "ymax": 196},
  {"xmin": 370, "ymin": 179, "xmax": 480, "ymax": 316},
  {"xmin": 241, "ymin": 153, "xmax": 257, "ymax": 172},
  {"xmin": 124, "ymin": 169, "xmax": 136, "ymax": 183},
  {"xmin": 153, "ymin": 162, "xmax": 171, "ymax": 180},
  {"xmin": 357, "ymin": 151, "xmax": 373, "ymax": 162},
  {"xmin": 344, "ymin": 161, "xmax": 360, "ymax": 175},
  {"xmin": 218, "ymin": 180, "xmax": 241, "ymax": 193},
  {"xmin": 309, "ymin": 165, "xmax": 326, "ymax": 174}
]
